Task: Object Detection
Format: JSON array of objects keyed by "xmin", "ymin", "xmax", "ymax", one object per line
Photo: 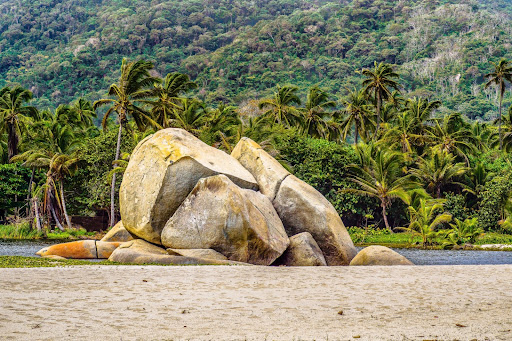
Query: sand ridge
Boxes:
[{"xmin": 1, "ymin": 265, "xmax": 511, "ymax": 340}]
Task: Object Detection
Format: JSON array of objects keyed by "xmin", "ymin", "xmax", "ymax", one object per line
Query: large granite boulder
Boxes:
[
  {"xmin": 119, "ymin": 128, "xmax": 258, "ymax": 245},
  {"xmin": 109, "ymin": 240, "xmax": 246, "ymax": 265},
  {"xmin": 231, "ymin": 137, "xmax": 357, "ymax": 265},
  {"xmin": 100, "ymin": 221, "xmax": 134, "ymax": 243},
  {"xmin": 36, "ymin": 240, "xmax": 121, "ymax": 259},
  {"xmin": 231, "ymin": 137, "xmax": 290, "ymax": 200},
  {"xmin": 161, "ymin": 175, "xmax": 289, "ymax": 265},
  {"xmin": 167, "ymin": 248, "xmax": 228, "ymax": 261},
  {"xmin": 274, "ymin": 175, "xmax": 356, "ymax": 265},
  {"xmin": 349, "ymin": 246, "xmax": 414, "ymax": 266},
  {"xmin": 273, "ymin": 232, "xmax": 327, "ymax": 266}
]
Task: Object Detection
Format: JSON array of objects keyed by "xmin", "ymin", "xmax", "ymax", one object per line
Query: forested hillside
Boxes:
[{"xmin": 1, "ymin": 0, "xmax": 512, "ymax": 119}]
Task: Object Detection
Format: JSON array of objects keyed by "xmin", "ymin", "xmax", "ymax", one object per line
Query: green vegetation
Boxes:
[
  {"xmin": 2, "ymin": 0, "xmax": 512, "ymax": 251},
  {"xmin": 0, "ymin": 223, "xmax": 95, "ymax": 240}
]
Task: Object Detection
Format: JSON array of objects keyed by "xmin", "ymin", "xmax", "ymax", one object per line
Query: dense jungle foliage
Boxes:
[
  {"xmin": 2, "ymin": 0, "xmax": 512, "ymax": 119},
  {"xmin": 2, "ymin": 0, "xmax": 512, "ymax": 248}
]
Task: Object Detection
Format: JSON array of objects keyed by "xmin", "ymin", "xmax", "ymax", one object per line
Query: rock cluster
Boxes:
[{"xmin": 37, "ymin": 128, "xmax": 363, "ymax": 266}]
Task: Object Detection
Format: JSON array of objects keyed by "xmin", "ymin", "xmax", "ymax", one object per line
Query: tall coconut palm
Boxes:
[
  {"xmin": 93, "ymin": 58, "xmax": 160, "ymax": 227},
  {"xmin": 259, "ymin": 85, "xmax": 301, "ymax": 127},
  {"xmin": 299, "ymin": 86, "xmax": 336, "ymax": 138},
  {"xmin": 485, "ymin": 58, "xmax": 512, "ymax": 150},
  {"xmin": 0, "ymin": 86, "xmax": 39, "ymax": 161},
  {"xmin": 339, "ymin": 88, "xmax": 374, "ymax": 144},
  {"xmin": 344, "ymin": 144, "xmax": 417, "ymax": 232},
  {"xmin": 360, "ymin": 62, "xmax": 401, "ymax": 136},
  {"xmin": 409, "ymin": 148, "xmax": 468, "ymax": 198}
]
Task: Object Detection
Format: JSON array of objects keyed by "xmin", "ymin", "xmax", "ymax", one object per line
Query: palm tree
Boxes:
[
  {"xmin": 344, "ymin": 144, "xmax": 417, "ymax": 232},
  {"xmin": 403, "ymin": 97, "xmax": 441, "ymax": 134},
  {"xmin": 426, "ymin": 112, "xmax": 477, "ymax": 165},
  {"xmin": 200, "ymin": 104, "xmax": 241, "ymax": 146},
  {"xmin": 360, "ymin": 62, "xmax": 401, "ymax": 136},
  {"xmin": 71, "ymin": 98, "xmax": 97, "ymax": 129},
  {"xmin": 145, "ymin": 72, "xmax": 198, "ymax": 128},
  {"xmin": 259, "ymin": 85, "xmax": 301, "ymax": 127},
  {"xmin": 168, "ymin": 98, "xmax": 207, "ymax": 136},
  {"xmin": 404, "ymin": 198, "xmax": 452, "ymax": 247},
  {"xmin": 409, "ymin": 148, "xmax": 468, "ymax": 198},
  {"xmin": 485, "ymin": 58, "xmax": 512, "ymax": 150},
  {"xmin": 381, "ymin": 111, "xmax": 424, "ymax": 155},
  {"xmin": 0, "ymin": 86, "xmax": 39, "ymax": 161},
  {"xmin": 339, "ymin": 88, "xmax": 374, "ymax": 144},
  {"xmin": 93, "ymin": 58, "xmax": 160, "ymax": 227},
  {"xmin": 299, "ymin": 86, "xmax": 336, "ymax": 138}
]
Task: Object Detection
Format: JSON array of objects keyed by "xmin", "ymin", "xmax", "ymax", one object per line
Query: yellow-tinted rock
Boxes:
[
  {"xmin": 161, "ymin": 175, "xmax": 289, "ymax": 265},
  {"xmin": 349, "ymin": 246, "xmax": 414, "ymax": 266},
  {"xmin": 273, "ymin": 232, "xmax": 327, "ymax": 266},
  {"xmin": 273, "ymin": 175, "xmax": 357, "ymax": 265},
  {"xmin": 119, "ymin": 128, "xmax": 258, "ymax": 245},
  {"xmin": 167, "ymin": 249, "xmax": 228, "ymax": 261},
  {"xmin": 231, "ymin": 137, "xmax": 290, "ymax": 200},
  {"xmin": 42, "ymin": 255, "xmax": 67, "ymax": 260},
  {"xmin": 36, "ymin": 240, "xmax": 97, "ymax": 259},
  {"xmin": 100, "ymin": 221, "xmax": 134, "ymax": 242}
]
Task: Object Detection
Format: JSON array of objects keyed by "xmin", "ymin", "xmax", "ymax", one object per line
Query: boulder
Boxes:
[
  {"xmin": 161, "ymin": 175, "xmax": 289, "ymax": 265},
  {"xmin": 36, "ymin": 240, "xmax": 122, "ymax": 259},
  {"xmin": 96, "ymin": 241, "xmax": 122, "ymax": 259},
  {"xmin": 349, "ymin": 246, "xmax": 414, "ymax": 266},
  {"xmin": 42, "ymin": 255, "xmax": 67, "ymax": 260},
  {"xmin": 119, "ymin": 128, "xmax": 258, "ymax": 245},
  {"xmin": 167, "ymin": 249, "xmax": 228, "ymax": 261},
  {"xmin": 273, "ymin": 175, "xmax": 357, "ymax": 265},
  {"xmin": 108, "ymin": 240, "xmax": 247, "ymax": 265},
  {"xmin": 273, "ymin": 232, "xmax": 327, "ymax": 266},
  {"xmin": 100, "ymin": 221, "xmax": 134, "ymax": 243},
  {"xmin": 231, "ymin": 137, "xmax": 290, "ymax": 200},
  {"xmin": 36, "ymin": 240, "xmax": 97, "ymax": 259}
]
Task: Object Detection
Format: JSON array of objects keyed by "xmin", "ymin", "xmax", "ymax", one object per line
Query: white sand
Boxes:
[{"xmin": 1, "ymin": 264, "xmax": 511, "ymax": 340}]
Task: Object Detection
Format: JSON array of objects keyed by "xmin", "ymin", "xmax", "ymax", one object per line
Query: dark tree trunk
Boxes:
[
  {"xmin": 110, "ymin": 121, "xmax": 123, "ymax": 228},
  {"xmin": 382, "ymin": 202, "xmax": 393, "ymax": 233},
  {"xmin": 7, "ymin": 122, "xmax": 18, "ymax": 162}
]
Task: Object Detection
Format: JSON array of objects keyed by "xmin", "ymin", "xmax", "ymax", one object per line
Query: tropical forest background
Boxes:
[{"xmin": 2, "ymin": 0, "xmax": 512, "ymax": 247}]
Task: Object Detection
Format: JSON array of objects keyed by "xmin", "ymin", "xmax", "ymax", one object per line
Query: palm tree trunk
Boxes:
[
  {"xmin": 33, "ymin": 198, "xmax": 42, "ymax": 232},
  {"xmin": 7, "ymin": 122, "xmax": 18, "ymax": 162},
  {"xmin": 50, "ymin": 204, "xmax": 64, "ymax": 231},
  {"xmin": 26, "ymin": 168, "xmax": 35, "ymax": 217},
  {"xmin": 382, "ymin": 203, "xmax": 393, "ymax": 233},
  {"xmin": 499, "ymin": 93, "xmax": 503, "ymax": 150},
  {"xmin": 110, "ymin": 122, "xmax": 123, "ymax": 227},
  {"xmin": 374, "ymin": 90, "xmax": 382, "ymax": 139},
  {"xmin": 60, "ymin": 181, "xmax": 72, "ymax": 228},
  {"xmin": 354, "ymin": 123, "xmax": 359, "ymax": 145}
]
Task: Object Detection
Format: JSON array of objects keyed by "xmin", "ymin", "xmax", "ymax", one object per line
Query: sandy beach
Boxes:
[{"xmin": 1, "ymin": 264, "xmax": 511, "ymax": 341}]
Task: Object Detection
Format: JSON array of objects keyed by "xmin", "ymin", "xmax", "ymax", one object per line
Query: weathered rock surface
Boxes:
[
  {"xmin": 41, "ymin": 255, "xmax": 66, "ymax": 260},
  {"xmin": 167, "ymin": 248, "xmax": 228, "ymax": 261},
  {"xmin": 109, "ymin": 240, "xmax": 247, "ymax": 265},
  {"xmin": 273, "ymin": 175, "xmax": 357, "ymax": 265},
  {"xmin": 36, "ymin": 240, "xmax": 121, "ymax": 259},
  {"xmin": 100, "ymin": 221, "xmax": 134, "ymax": 243},
  {"xmin": 119, "ymin": 128, "xmax": 258, "ymax": 245},
  {"xmin": 161, "ymin": 175, "xmax": 289, "ymax": 265},
  {"xmin": 273, "ymin": 232, "xmax": 327, "ymax": 266},
  {"xmin": 231, "ymin": 137, "xmax": 290, "ymax": 200},
  {"xmin": 349, "ymin": 246, "xmax": 414, "ymax": 266}
]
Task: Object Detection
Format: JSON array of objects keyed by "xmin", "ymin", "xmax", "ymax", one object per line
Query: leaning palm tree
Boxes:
[
  {"xmin": 360, "ymin": 62, "xmax": 401, "ymax": 136},
  {"xmin": 339, "ymin": 88, "xmax": 375, "ymax": 144},
  {"xmin": 344, "ymin": 144, "xmax": 417, "ymax": 232},
  {"xmin": 259, "ymin": 85, "xmax": 301, "ymax": 127},
  {"xmin": 0, "ymin": 86, "xmax": 39, "ymax": 161},
  {"xmin": 93, "ymin": 58, "xmax": 160, "ymax": 227},
  {"xmin": 409, "ymin": 148, "xmax": 468, "ymax": 198},
  {"xmin": 485, "ymin": 58, "xmax": 512, "ymax": 150},
  {"xmin": 298, "ymin": 86, "xmax": 336, "ymax": 139}
]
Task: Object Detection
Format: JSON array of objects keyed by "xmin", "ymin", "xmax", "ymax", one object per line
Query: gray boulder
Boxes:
[
  {"xmin": 273, "ymin": 232, "xmax": 327, "ymax": 266},
  {"xmin": 161, "ymin": 175, "xmax": 289, "ymax": 265},
  {"xmin": 119, "ymin": 128, "xmax": 258, "ymax": 245}
]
